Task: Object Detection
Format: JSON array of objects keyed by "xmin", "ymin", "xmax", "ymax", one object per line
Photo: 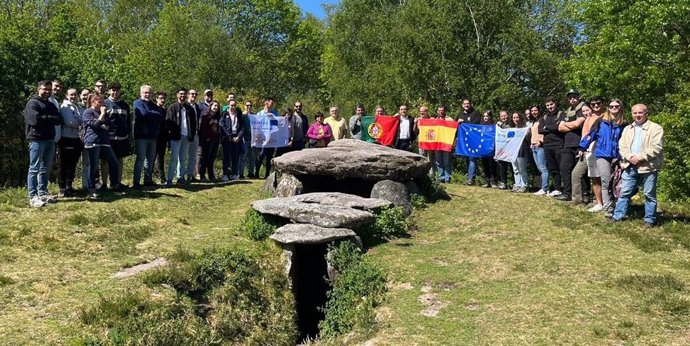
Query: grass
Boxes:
[
  {"xmin": 365, "ymin": 183, "xmax": 690, "ymax": 345},
  {"xmin": 2, "ymin": 161, "xmax": 690, "ymax": 344}
]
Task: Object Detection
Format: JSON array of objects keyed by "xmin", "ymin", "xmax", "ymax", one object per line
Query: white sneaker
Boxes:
[
  {"xmin": 548, "ymin": 190, "xmax": 562, "ymax": 197},
  {"xmin": 588, "ymin": 204, "xmax": 604, "ymax": 213},
  {"xmin": 533, "ymin": 189, "xmax": 547, "ymax": 196},
  {"xmin": 39, "ymin": 194, "xmax": 57, "ymax": 204},
  {"xmin": 221, "ymin": 175, "xmax": 229, "ymax": 182},
  {"xmin": 30, "ymin": 196, "xmax": 46, "ymax": 208}
]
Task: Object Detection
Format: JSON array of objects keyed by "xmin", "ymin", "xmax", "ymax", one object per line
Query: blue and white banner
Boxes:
[
  {"xmin": 494, "ymin": 126, "xmax": 529, "ymax": 162},
  {"xmin": 250, "ymin": 114, "xmax": 290, "ymax": 148},
  {"xmin": 455, "ymin": 124, "xmax": 495, "ymax": 157}
]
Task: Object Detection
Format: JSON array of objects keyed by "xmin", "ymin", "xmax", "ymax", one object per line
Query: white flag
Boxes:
[
  {"xmin": 494, "ymin": 125, "xmax": 529, "ymax": 162},
  {"xmin": 250, "ymin": 113, "xmax": 290, "ymax": 148}
]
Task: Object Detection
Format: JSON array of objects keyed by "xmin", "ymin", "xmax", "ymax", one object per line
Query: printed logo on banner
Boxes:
[
  {"xmin": 463, "ymin": 126, "xmax": 487, "ymax": 155},
  {"xmin": 426, "ymin": 129, "xmax": 436, "ymax": 141},
  {"xmin": 368, "ymin": 122, "xmax": 383, "ymax": 139}
]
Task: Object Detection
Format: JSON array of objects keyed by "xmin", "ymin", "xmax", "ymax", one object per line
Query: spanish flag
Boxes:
[
  {"xmin": 362, "ymin": 115, "xmax": 399, "ymax": 146},
  {"xmin": 417, "ymin": 118, "xmax": 458, "ymax": 152}
]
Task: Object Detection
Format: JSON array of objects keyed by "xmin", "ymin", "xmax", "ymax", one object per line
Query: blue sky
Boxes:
[{"xmin": 294, "ymin": 0, "xmax": 339, "ymax": 19}]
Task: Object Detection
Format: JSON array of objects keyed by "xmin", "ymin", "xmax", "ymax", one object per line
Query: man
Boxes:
[
  {"xmin": 222, "ymin": 92, "xmax": 241, "ymax": 113},
  {"xmin": 290, "ymin": 101, "xmax": 309, "ymax": 150},
  {"xmin": 198, "ymin": 89, "xmax": 213, "ymax": 115},
  {"xmin": 57, "ymin": 88, "xmax": 84, "ymax": 197},
  {"xmin": 48, "ymin": 79, "xmax": 63, "ymax": 183},
  {"xmin": 611, "ymin": 104, "xmax": 664, "ymax": 227},
  {"xmin": 538, "ymin": 96, "xmax": 565, "ymax": 196},
  {"xmin": 325, "ymin": 106, "xmax": 348, "ymax": 140},
  {"xmin": 103, "ymin": 82, "xmax": 132, "ymax": 190},
  {"xmin": 239, "ymin": 100, "xmax": 255, "ymax": 178},
  {"xmin": 394, "ymin": 104, "xmax": 415, "ymax": 151},
  {"xmin": 152, "ymin": 91, "xmax": 168, "ymax": 184},
  {"xmin": 555, "ymin": 89, "xmax": 586, "ymax": 201},
  {"xmin": 220, "ymin": 100, "xmax": 243, "ymax": 181},
  {"xmin": 165, "ymin": 88, "xmax": 196, "ymax": 187},
  {"xmin": 79, "ymin": 88, "xmax": 91, "ymax": 191},
  {"xmin": 132, "ymin": 85, "xmax": 164, "ymax": 189},
  {"xmin": 457, "ymin": 99, "xmax": 481, "ymax": 185},
  {"xmin": 414, "ymin": 106, "xmax": 436, "ymax": 175},
  {"xmin": 93, "ymin": 80, "xmax": 106, "ymax": 96},
  {"xmin": 254, "ymin": 97, "xmax": 280, "ymax": 179},
  {"xmin": 435, "ymin": 105, "xmax": 453, "ymax": 183},
  {"xmin": 186, "ymin": 89, "xmax": 201, "ymax": 182},
  {"xmin": 24, "ymin": 80, "xmax": 62, "ymax": 207},
  {"xmin": 349, "ymin": 104, "xmax": 366, "ymax": 140}
]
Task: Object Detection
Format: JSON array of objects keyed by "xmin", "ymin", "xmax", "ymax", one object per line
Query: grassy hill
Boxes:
[{"xmin": 1, "ymin": 181, "xmax": 689, "ymax": 344}]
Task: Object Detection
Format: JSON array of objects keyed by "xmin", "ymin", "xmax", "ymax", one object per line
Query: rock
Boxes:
[
  {"xmin": 111, "ymin": 258, "xmax": 168, "ymax": 279},
  {"xmin": 251, "ymin": 198, "xmax": 375, "ymax": 229},
  {"xmin": 270, "ymin": 223, "xmax": 358, "ymax": 245},
  {"xmin": 275, "ymin": 173, "xmax": 303, "ymax": 197},
  {"xmin": 289, "ymin": 192, "xmax": 392, "ymax": 211},
  {"xmin": 370, "ymin": 180, "xmax": 412, "ymax": 216},
  {"xmin": 272, "ymin": 139, "xmax": 431, "ymax": 182},
  {"xmin": 405, "ymin": 180, "xmax": 421, "ymax": 196},
  {"xmin": 261, "ymin": 172, "xmax": 277, "ymax": 195}
]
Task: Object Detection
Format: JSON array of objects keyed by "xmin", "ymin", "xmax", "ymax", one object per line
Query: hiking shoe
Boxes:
[
  {"xmin": 554, "ymin": 194, "xmax": 571, "ymax": 201},
  {"xmin": 533, "ymin": 189, "xmax": 547, "ymax": 196},
  {"xmin": 515, "ymin": 187, "xmax": 527, "ymax": 193},
  {"xmin": 177, "ymin": 178, "xmax": 187, "ymax": 186},
  {"xmin": 39, "ymin": 194, "xmax": 57, "ymax": 204},
  {"xmin": 30, "ymin": 196, "xmax": 46, "ymax": 208},
  {"xmin": 111, "ymin": 184, "xmax": 127, "ymax": 194},
  {"xmin": 588, "ymin": 204, "xmax": 604, "ymax": 213}
]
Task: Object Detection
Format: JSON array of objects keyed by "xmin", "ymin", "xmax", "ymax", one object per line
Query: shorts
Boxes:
[
  {"xmin": 586, "ymin": 152, "xmax": 600, "ymax": 177},
  {"xmin": 110, "ymin": 139, "xmax": 132, "ymax": 158}
]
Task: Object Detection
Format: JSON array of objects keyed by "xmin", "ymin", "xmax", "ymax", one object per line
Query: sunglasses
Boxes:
[{"xmin": 609, "ymin": 105, "xmax": 620, "ymax": 108}]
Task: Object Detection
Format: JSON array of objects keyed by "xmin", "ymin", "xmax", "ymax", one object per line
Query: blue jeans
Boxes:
[
  {"xmin": 27, "ymin": 140, "xmax": 55, "ymax": 198},
  {"xmin": 435, "ymin": 151, "xmax": 451, "ymax": 181},
  {"xmin": 466, "ymin": 156, "xmax": 477, "ymax": 182},
  {"xmin": 531, "ymin": 147, "xmax": 549, "ymax": 191},
  {"xmin": 86, "ymin": 146, "xmax": 120, "ymax": 189},
  {"xmin": 239, "ymin": 139, "xmax": 255, "ymax": 177},
  {"xmin": 186, "ymin": 135, "xmax": 199, "ymax": 178},
  {"xmin": 613, "ymin": 167, "xmax": 658, "ymax": 224},
  {"xmin": 168, "ymin": 137, "xmax": 191, "ymax": 182},
  {"xmin": 133, "ymin": 139, "xmax": 157, "ymax": 185},
  {"xmin": 512, "ymin": 157, "xmax": 529, "ymax": 188}
]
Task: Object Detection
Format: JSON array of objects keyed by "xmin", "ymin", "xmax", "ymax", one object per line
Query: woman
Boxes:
[
  {"xmin": 511, "ymin": 112, "xmax": 530, "ymax": 192},
  {"xmin": 571, "ymin": 102, "xmax": 601, "ymax": 205},
  {"xmin": 495, "ymin": 111, "xmax": 512, "ymax": 189},
  {"xmin": 199, "ymin": 100, "xmax": 221, "ymax": 181},
  {"xmin": 480, "ymin": 110, "xmax": 497, "ymax": 188},
  {"xmin": 58, "ymin": 88, "xmax": 83, "ymax": 197},
  {"xmin": 219, "ymin": 101, "xmax": 244, "ymax": 181},
  {"xmin": 307, "ymin": 112, "xmax": 333, "ymax": 148},
  {"xmin": 530, "ymin": 105, "xmax": 549, "ymax": 195},
  {"xmin": 82, "ymin": 94, "xmax": 124, "ymax": 199},
  {"xmin": 578, "ymin": 98, "xmax": 626, "ymax": 213}
]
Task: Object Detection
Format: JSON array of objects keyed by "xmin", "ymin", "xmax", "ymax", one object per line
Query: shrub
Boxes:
[
  {"xmin": 359, "ymin": 206, "xmax": 408, "ymax": 243},
  {"xmin": 78, "ymin": 247, "xmax": 296, "ymax": 345},
  {"xmin": 240, "ymin": 209, "xmax": 284, "ymax": 241},
  {"xmin": 319, "ymin": 241, "xmax": 386, "ymax": 338},
  {"xmin": 410, "ymin": 193, "xmax": 427, "ymax": 210}
]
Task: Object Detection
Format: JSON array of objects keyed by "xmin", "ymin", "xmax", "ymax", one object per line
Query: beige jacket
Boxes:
[{"xmin": 619, "ymin": 119, "xmax": 664, "ymax": 173}]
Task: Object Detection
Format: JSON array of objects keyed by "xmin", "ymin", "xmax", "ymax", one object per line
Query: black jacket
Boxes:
[
  {"xmin": 458, "ymin": 108, "xmax": 481, "ymax": 124},
  {"xmin": 394, "ymin": 115, "xmax": 417, "ymax": 147},
  {"xmin": 165, "ymin": 102, "xmax": 197, "ymax": 141},
  {"xmin": 538, "ymin": 110, "xmax": 566, "ymax": 147},
  {"xmin": 24, "ymin": 95, "xmax": 62, "ymax": 141}
]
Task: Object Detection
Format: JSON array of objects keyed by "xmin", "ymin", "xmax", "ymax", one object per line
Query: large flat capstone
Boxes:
[
  {"xmin": 251, "ymin": 197, "xmax": 375, "ymax": 228},
  {"xmin": 272, "ymin": 139, "xmax": 431, "ymax": 181},
  {"xmin": 270, "ymin": 224, "xmax": 357, "ymax": 244},
  {"xmin": 289, "ymin": 192, "xmax": 392, "ymax": 211}
]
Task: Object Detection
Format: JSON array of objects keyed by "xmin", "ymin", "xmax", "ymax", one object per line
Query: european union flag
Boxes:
[{"xmin": 455, "ymin": 124, "xmax": 495, "ymax": 157}]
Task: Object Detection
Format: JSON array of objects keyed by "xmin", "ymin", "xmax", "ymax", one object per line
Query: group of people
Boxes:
[{"xmin": 24, "ymin": 80, "xmax": 664, "ymax": 226}]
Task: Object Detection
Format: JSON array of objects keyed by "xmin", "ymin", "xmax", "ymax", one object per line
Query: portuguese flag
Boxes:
[
  {"xmin": 361, "ymin": 115, "xmax": 399, "ymax": 146},
  {"xmin": 417, "ymin": 118, "xmax": 458, "ymax": 152}
]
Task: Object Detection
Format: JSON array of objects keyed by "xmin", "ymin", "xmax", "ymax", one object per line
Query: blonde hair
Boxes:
[{"xmin": 603, "ymin": 98, "xmax": 624, "ymax": 124}]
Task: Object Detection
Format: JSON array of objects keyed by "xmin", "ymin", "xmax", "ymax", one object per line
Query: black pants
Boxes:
[
  {"xmin": 560, "ymin": 147, "xmax": 578, "ymax": 197},
  {"xmin": 544, "ymin": 145, "xmax": 562, "ymax": 191},
  {"xmin": 199, "ymin": 140, "xmax": 219, "ymax": 180},
  {"xmin": 154, "ymin": 136, "xmax": 167, "ymax": 182},
  {"xmin": 497, "ymin": 161, "xmax": 511, "ymax": 185},
  {"xmin": 395, "ymin": 138, "xmax": 411, "ymax": 151},
  {"xmin": 58, "ymin": 137, "xmax": 83, "ymax": 191},
  {"xmin": 255, "ymin": 147, "xmax": 275, "ymax": 179},
  {"xmin": 481, "ymin": 157, "xmax": 497, "ymax": 184}
]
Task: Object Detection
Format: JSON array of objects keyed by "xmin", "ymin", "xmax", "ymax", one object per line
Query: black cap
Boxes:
[{"xmin": 566, "ymin": 89, "xmax": 580, "ymax": 97}]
